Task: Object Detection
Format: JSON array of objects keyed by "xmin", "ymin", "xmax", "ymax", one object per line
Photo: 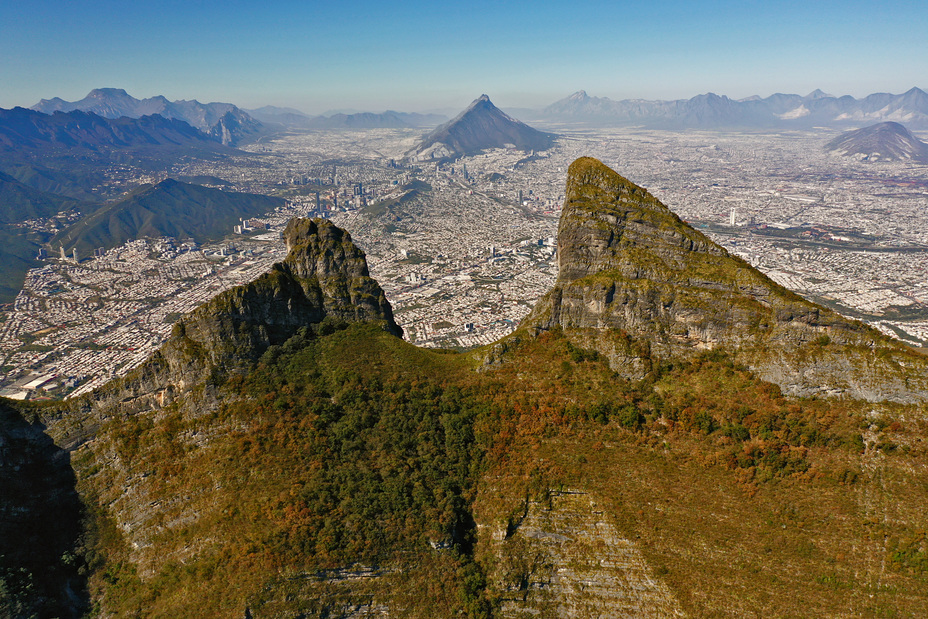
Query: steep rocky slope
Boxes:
[
  {"xmin": 2, "ymin": 164, "xmax": 928, "ymax": 617},
  {"xmin": 521, "ymin": 157, "xmax": 928, "ymax": 401},
  {"xmin": 57, "ymin": 218, "xmax": 400, "ymax": 440}
]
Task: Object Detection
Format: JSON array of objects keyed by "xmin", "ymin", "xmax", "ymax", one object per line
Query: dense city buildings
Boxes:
[{"xmin": 2, "ymin": 127, "xmax": 927, "ymax": 399}]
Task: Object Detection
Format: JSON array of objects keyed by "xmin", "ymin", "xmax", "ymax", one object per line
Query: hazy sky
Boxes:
[{"xmin": 2, "ymin": 0, "xmax": 925, "ymax": 114}]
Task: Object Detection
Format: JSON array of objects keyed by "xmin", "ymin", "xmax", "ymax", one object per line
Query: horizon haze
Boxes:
[{"xmin": 1, "ymin": 0, "xmax": 926, "ymax": 114}]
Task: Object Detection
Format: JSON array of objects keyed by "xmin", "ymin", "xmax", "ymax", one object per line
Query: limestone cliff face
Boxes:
[
  {"xmin": 175, "ymin": 217, "xmax": 401, "ymax": 366},
  {"xmin": 75, "ymin": 218, "xmax": 401, "ymax": 419},
  {"xmin": 482, "ymin": 489, "xmax": 685, "ymax": 618},
  {"xmin": 522, "ymin": 157, "xmax": 928, "ymax": 402}
]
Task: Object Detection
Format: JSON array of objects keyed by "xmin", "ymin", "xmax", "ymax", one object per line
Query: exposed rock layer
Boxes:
[
  {"xmin": 523, "ymin": 157, "xmax": 928, "ymax": 401},
  {"xmin": 485, "ymin": 489, "xmax": 685, "ymax": 618}
]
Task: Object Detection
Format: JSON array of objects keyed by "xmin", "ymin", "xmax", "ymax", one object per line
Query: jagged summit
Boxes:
[
  {"xmin": 824, "ymin": 121, "xmax": 928, "ymax": 162},
  {"xmin": 31, "ymin": 88, "xmax": 262, "ymax": 145},
  {"xmin": 407, "ymin": 94, "xmax": 554, "ymax": 161},
  {"xmin": 521, "ymin": 157, "xmax": 928, "ymax": 402},
  {"xmin": 87, "ymin": 218, "xmax": 400, "ymax": 411},
  {"xmin": 173, "ymin": 218, "xmax": 401, "ymax": 364}
]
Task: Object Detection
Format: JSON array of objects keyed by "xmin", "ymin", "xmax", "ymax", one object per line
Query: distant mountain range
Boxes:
[
  {"xmin": 0, "ymin": 106, "xmax": 228, "ymax": 153},
  {"xmin": 32, "ymin": 88, "xmax": 264, "ymax": 145},
  {"xmin": 0, "ymin": 106, "xmax": 238, "ymax": 199},
  {"xmin": 825, "ymin": 121, "xmax": 928, "ymax": 163},
  {"xmin": 53, "ymin": 178, "xmax": 285, "ymax": 256},
  {"xmin": 408, "ymin": 95, "xmax": 555, "ymax": 161},
  {"xmin": 246, "ymin": 106, "xmax": 446, "ymax": 129},
  {"xmin": 533, "ymin": 87, "xmax": 928, "ymax": 129}
]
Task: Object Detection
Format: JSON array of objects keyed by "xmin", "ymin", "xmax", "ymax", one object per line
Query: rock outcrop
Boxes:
[
  {"xmin": 522, "ymin": 157, "xmax": 928, "ymax": 401},
  {"xmin": 485, "ymin": 489, "xmax": 684, "ymax": 618},
  {"xmin": 72, "ymin": 218, "xmax": 401, "ymax": 420},
  {"xmin": 175, "ymin": 217, "xmax": 401, "ymax": 365}
]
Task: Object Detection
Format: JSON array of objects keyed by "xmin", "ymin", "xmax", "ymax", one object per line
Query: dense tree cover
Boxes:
[
  {"xmin": 77, "ymin": 325, "xmax": 495, "ymax": 616},
  {"xmin": 29, "ymin": 324, "xmax": 926, "ymax": 616}
]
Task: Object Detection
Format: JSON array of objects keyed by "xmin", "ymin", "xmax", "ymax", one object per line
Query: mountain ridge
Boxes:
[
  {"xmin": 32, "ymin": 88, "xmax": 264, "ymax": 145},
  {"xmin": 52, "ymin": 178, "xmax": 285, "ymax": 255},
  {"xmin": 0, "ymin": 107, "xmax": 228, "ymax": 153},
  {"xmin": 540, "ymin": 87, "xmax": 928, "ymax": 128},
  {"xmin": 3, "ymin": 160, "xmax": 928, "ymax": 616}
]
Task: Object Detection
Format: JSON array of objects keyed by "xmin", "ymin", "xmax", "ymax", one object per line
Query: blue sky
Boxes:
[{"xmin": 1, "ymin": 0, "xmax": 925, "ymax": 113}]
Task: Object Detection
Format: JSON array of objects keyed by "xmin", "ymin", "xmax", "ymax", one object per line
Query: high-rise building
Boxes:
[{"xmin": 729, "ymin": 208, "xmax": 737, "ymax": 226}]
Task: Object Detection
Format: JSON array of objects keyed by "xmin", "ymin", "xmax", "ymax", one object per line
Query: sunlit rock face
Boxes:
[{"xmin": 523, "ymin": 157, "xmax": 928, "ymax": 402}]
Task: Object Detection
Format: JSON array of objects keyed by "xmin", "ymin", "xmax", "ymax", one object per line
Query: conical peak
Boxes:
[{"xmin": 463, "ymin": 94, "xmax": 495, "ymax": 113}]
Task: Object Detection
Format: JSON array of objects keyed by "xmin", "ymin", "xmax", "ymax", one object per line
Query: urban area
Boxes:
[{"xmin": 2, "ymin": 126, "xmax": 927, "ymax": 400}]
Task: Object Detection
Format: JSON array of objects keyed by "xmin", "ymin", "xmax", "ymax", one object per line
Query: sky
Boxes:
[{"xmin": 1, "ymin": 0, "xmax": 926, "ymax": 114}]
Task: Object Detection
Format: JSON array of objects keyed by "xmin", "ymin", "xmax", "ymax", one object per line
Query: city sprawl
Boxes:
[{"xmin": 2, "ymin": 127, "xmax": 927, "ymax": 399}]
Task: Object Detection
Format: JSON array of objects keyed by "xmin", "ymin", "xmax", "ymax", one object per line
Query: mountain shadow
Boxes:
[{"xmin": 0, "ymin": 402, "xmax": 87, "ymax": 618}]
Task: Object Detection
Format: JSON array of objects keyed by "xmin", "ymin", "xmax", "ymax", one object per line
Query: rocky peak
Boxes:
[
  {"xmin": 83, "ymin": 218, "xmax": 401, "ymax": 415},
  {"xmin": 175, "ymin": 218, "xmax": 401, "ymax": 361},
  {"xmin": 282, "ymin": 217, "xmax": 370, "ymax": 279},
  {"xmin": 522, "ymin": 157, "xmax": 928, "ymax": 402},
  {"xmin": 555, "ymin": 157, "xmax": 724, "ymax": 284}
]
